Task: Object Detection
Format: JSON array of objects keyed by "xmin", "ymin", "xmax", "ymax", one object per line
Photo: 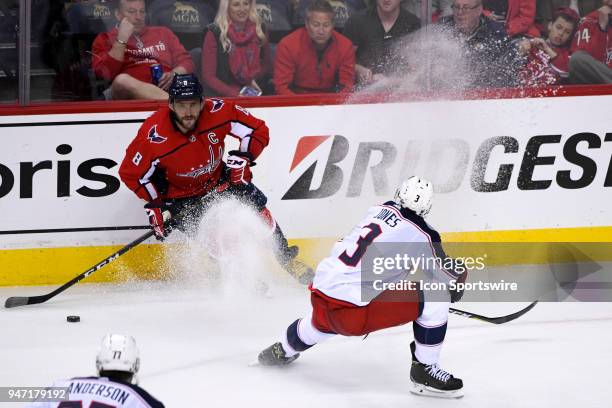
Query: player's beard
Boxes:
[
  {"xmin": 179, "ymin": 115, "xmax": 196, "ymax": 130},
  {"xmin": 174, "ymin": 113, "xmax": 198, "ymax": 133}
]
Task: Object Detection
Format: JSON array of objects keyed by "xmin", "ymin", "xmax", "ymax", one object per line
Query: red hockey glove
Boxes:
[
  {"xmin": 226, "ymin": 151, "xmax": 253, "ymax": 185},
  {"xmin": 144, "ymin": 201, "xmax": 173, "ymax": 241}
]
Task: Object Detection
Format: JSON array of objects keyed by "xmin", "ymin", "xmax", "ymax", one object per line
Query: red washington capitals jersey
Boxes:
[
  {"xmin": 572, "ymin": 10, "xmax": 612, "ymax": 68},
  {"xmin": 119, "ymin": 99, "xmax": 269, "ymax": 201}
]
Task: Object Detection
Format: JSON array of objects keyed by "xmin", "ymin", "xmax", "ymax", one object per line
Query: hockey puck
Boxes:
[{"xmin": 66, "ymin": 315, "xmax": 80, "ymax": 323}]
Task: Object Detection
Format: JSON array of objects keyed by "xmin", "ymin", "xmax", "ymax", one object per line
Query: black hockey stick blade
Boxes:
[
  {"xmin": 4, "ymin": 296, "xmax": 29, "ymax": 308},
  {"xmin": 4, "ymin": 230, "xmax": 156, "ymax": 309},
  {"xmin": 449, "ymin": 301, "xmax": 538, "ymax": 324}
]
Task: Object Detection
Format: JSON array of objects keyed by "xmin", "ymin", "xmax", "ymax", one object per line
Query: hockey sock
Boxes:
[
  {"xmin": 413, "ymin": 301, "xmax": 450, "ymax": 365},
  {"xmin": 282, "ymin": 317, "xmax": 335, "ymax": 357},
  {"xmin": 259, "ymin": 207, "xmax": 277, "ymax": 232},
  {"xmin": 271, "ymin": 226, "xmax": 297, "ymax": 265},
  {"xmin": 256, "ymin": 208, "xmax": 299, "ymax": 266}
]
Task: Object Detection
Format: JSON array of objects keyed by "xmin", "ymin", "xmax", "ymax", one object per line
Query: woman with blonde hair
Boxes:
[{"xmin": 201, "ymin": 0, "xmax": 273, "ymax": 96}]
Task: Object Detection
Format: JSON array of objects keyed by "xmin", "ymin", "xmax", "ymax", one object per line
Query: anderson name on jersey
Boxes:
[
  {"xmin": 26, "ymin": 376, "xmax": 164, "ymax": 408},
  {"xmin": 312, "ymin": 201, "xmax": 460, "ymax": 306}
]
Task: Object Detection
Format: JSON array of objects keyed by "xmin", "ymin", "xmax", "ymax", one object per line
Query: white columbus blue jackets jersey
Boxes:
[
  {"xmin": 312, "ymin": 201, "xmax": 459, "ymax": 306},
  {"xmin": 26, "ymin": 376, "xmax": 164, "ymax": 408}
]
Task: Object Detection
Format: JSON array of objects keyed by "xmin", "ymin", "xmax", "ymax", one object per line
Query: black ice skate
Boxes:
[
  {"xmin": 285, "ymin": 258, "xmax": 315, "ymax": 285},
  {"xmin": 409, "ymin": 341, "xmax": 463, "ymax": 399},
  {"xmin": 257, "ymin": 342, "xmax": 300, "ymax": 366},
  {"xmin": 280, "ymin": 245, "xmax": 315, "ymax": 285}
]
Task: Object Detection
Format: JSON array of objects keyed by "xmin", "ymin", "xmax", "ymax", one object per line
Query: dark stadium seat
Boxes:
[
  {"xmin": 64, "ymin": 0, "xmax": 115, "ymax": 35},
  {"xmin": 292, "ymin": 0, "xmax": 367, "ymax": 30},
  {"xmin": 148, "ymin": 0, "xmax": 217, "ymax": 50},
  {"xmin": 51, "ymin": 0, "xmax": 117, "ymax": 100},
  {"xmin": 255, "ymin": 0, "xmax": 293, "ymax": 43},
  {"xmin": 0, "ymin": 0, "xmax": 58, "ymax": 102},
  {"xmin": 0, "ymin": 0, "xmax": 18, "ymax": 97}
]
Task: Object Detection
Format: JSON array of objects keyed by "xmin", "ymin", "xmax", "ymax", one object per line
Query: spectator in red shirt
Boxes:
[
  {"xmin": 273, "ymin": 0, "xmax": 355, "ymax": 94},
  {"xmin": 91, "ymin": 0, "xmax": 194, "ymax": 100},
  {"xmin": 485, "ymin": 0, "xmax": 540, "ymax": 38},
  {"xmin": 569, "ymin": 0, "xmax": 612, "ymax": 83},
  {"xmin": 201, "ymin": 0, "xmax": 273, "ymax": 97},
  {"xmin": 518, "ymin": 7, "xmax": 579, "ymax": 85}
]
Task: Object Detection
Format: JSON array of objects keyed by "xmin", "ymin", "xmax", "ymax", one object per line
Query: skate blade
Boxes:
[
  {"xmin": 410, "ymin": 383, "xmax": 464, "ymax": 399},
  {"xmin": 248, "ymin": 359, "xmax": 261, "ymax": 367}
]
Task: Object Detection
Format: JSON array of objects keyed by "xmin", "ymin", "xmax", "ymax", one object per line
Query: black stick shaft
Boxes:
[
  {"xmin": 449, "ymin": 301, "xmax": 538, "ymax": 324},
  {"xmin": 4, "ymin": 230, "xmax": 156, "ymax": 308}
]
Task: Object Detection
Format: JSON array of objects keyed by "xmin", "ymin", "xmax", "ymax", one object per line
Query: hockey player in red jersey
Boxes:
[
  {"xmin": 257, "ymin": 177, "xmax": 466, "ymax": 398},
  {"xmin": 569, "ymin": 0, "xmax": 612, "ymax": 83},
  {"xmin": 119, "ymin": 74, "xmax": 313, "ymax": 283}
]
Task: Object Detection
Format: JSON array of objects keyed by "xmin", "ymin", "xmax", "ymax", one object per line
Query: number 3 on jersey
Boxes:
[{"xmin": 338, "ymin": 223, "xmax": 382, "ymax": 266}]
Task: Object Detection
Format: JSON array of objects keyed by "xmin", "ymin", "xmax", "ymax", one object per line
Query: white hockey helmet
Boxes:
[
  {"xmin": 394, "ymin": 176, "xmax": 434, "ymax": 217},
  {"xmin": 96, "ymin": 334, "xmax": 140, "ymax": 377}
]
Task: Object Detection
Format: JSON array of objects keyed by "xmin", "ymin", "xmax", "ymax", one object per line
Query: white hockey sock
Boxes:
[
  {"xmin": 414, "ymin": 301, "xmax": 449, "ymax": 365},
  {"xmin": 298, "ymin": 316, "xmax": 336, "ymax": 345},
  {"xmin": 280, "ymin": 336, "xmax": 299, "ymax": 357},
  {"xmin": 281, "ymin": 315, "xmax": 335, "ymax": 357}
]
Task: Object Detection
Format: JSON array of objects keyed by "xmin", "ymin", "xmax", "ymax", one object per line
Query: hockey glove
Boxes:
[
  {"xmin": 449, "ymin": 270, "xmax": 468, "ymax": 303},
  {"xmin": 144, "ymin": 200, "xmax": 174, "ymax": 241},
  {"xmin": 226, "ymin": 150, "xmax": 254, "ymax": 185}
]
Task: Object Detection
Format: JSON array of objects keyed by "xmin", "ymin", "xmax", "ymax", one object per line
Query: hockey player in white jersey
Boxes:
[
  {"xmin": 26, "ymin": 334, "xmax": 164, "ymax": 408},
  {"xmin": 257, "ymin": 176, "xmax": 467, "ymax": 398}
]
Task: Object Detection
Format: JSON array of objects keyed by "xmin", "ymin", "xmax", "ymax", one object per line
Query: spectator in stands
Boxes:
[
  {"xmin": 569, "ymin": 0, "xmax": 612, "ymax": 83},
  {"xmin": 535, "ymin": 0, "xmax": 600, "ymax": 31},
  {"xmin": 535, "ymin": 0, "xmax": 571, "ymax": 32},
  {"xmin": 201, "ymin": 0, "xmax": 273, "ymax": 97},
  {"xmin": 274, "ymin": 0, "xmax": 355, "ymax": 94},
  {"xmin": 439, "ymin": 0, "xmax": 520, "ymax": 87},
  {"xmin": 575, "ymin": 0, "xmax": 601, "ymax": 17},
  {"xmin": 91, "ymin": 0, "xmax": 194, "ymax": 100},
  {"xmin": 484, "ymin": 0, "xmax": 540, "ymax": 38},
  {"xmin": 344, "ymin": 0, "xmax": 420, "ymax": 86},
  {"xmin": 292, "ymin": 0, "xmax": 367, "ymax": 29},
  {"xmin": 518, "ymin": 7, "xmax": 579, "ymax": 86}
]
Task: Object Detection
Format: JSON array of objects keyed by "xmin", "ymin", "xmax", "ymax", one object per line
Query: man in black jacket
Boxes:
[{"xmin": 439, "ymin": 0, "xmax": 521, "ymax": 88}]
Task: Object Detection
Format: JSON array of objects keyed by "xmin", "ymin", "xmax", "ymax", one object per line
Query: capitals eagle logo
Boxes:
[{"xmin": 147, "ymin": 125, "xmax": 167, "ymax": 144}]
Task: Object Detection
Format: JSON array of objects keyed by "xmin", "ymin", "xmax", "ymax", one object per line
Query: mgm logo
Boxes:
[
  {"xmin": 256, "ymin": 4, "xmax": 272, "ymax": 25},
  {"xmin": 172, "ymin": 1, "xmax": 200, "ymax": 25},
  {"xmin": 329, "ymin": 0, "xmax": 349, "ymax": 25},
  {"xmin": 93, "ymin": 4, "xmax": 111, "ymax": 18}
]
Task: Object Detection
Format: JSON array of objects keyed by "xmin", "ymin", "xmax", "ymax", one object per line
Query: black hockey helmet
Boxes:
[{"xmin": 169, "ymin": 74, "xmax": 204, "ymax": 102}]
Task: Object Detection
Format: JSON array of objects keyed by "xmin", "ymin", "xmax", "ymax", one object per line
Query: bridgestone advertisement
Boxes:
[{"xmin": 1, "ymin": 95, "xmax": 611, "ymax": 286}]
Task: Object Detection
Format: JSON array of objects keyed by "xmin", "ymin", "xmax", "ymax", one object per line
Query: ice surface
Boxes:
[
  {"xmin": 2, "ymin": 199, "xmax": 610, "ymax": 407},
  {"xmin": 1, "ymin": 279, "xmax": 611, "ymax": 408}
]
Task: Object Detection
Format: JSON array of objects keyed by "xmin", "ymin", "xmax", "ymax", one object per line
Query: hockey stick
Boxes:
[
  {"xmin": 448, "ymin": 301, "xmax": 538, "ymax": 324},
  {"xmin": 4, "ymin": 230, "xmax": 156, "ymax": 309}
]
